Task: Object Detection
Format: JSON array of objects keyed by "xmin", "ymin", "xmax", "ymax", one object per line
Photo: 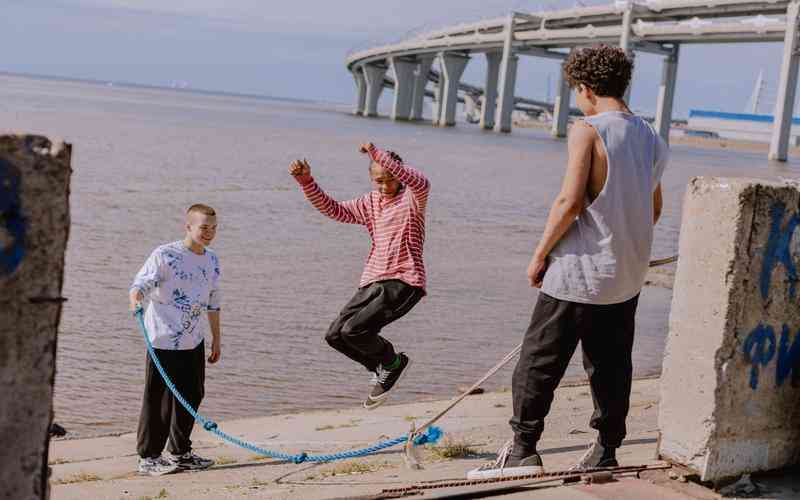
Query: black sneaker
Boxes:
[
  {"xmin": 467, "ymin": 439, "xmax": 544, "ymax": 480},
  {"xmin": 363, "ymin": 353, "xmax": 411, "ymax": 410},
  {"xmin": 569, "ymin": 440, "xmax": 618, "ymax": 471},
  {"xmin": 167, "ymin": 451, "xmax": 215, "ymax": 471}
]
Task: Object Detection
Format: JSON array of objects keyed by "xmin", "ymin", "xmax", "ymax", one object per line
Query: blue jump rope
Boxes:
[{"xmin": 134, "ymin": 307, "xmax": 442, "ymax": 463}]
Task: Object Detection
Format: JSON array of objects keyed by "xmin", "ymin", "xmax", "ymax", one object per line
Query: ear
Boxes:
[{"xmin": 585, "ymin": 86, "xmax": 597, "ymax": 104}]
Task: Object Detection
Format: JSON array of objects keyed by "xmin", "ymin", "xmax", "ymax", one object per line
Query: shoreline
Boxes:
[
  {"xmin": 49, "ymin": 378, "xmax": 666, "ymax": 499},
  {"xmin": 48, "ymin": 376, "xmax": 796, "ymax": 499},
  {"xmin": 51, "ymin": 374, "xmax": 664, "ymax": 443}
]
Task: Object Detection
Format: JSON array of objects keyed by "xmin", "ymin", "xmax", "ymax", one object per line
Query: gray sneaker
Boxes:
[
  {"xmin": 569, "ymin": 440, "xmax": 618, "ymax": 471},
  {"xmin": 138, "ymin": 456, "xmax": 179, "ymax": 476},
  {"xmin": 168, "ymin": 451, "xmax": 215, "ymax": 471},
  {"xmin": 466, "ymin": 439, "xmax": 544, "ymax": 480}
]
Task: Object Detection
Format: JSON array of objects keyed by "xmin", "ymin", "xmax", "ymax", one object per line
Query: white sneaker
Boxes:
[
  {"xmin": 466, "ymin": 439, "xmax": 544, "ymax": 480},
  {"xmin": 138, "ymin": 456, "xmax": 179, "ymax": 476}
]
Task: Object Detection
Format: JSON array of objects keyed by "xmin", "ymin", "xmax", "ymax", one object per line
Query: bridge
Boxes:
[{"xmin": 345, "ymin": 0, "xmax": 800, "ymax": 161}]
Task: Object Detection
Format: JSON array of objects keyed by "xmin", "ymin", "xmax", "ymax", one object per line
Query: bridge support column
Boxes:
[
  {"xmin": 411, "ymin": 56, "xmax": 434, "ymax": 121},
  {"xmin": 495, "ymin": 14, "xmax": 518, "ymax": 133},
  {"xmin": 352, "ymin": 67, "xmax": 367, "ymax": 116},
  {"xmin": 390, "ymin": 58, "xmax": 415, "ymax": 121},
  {"xmin": 655, "ymin": 44, "xmax": 680, "ymax": 144},
  {"xmin": 494, "ymin": 55, "xmax": 518, "ymax": 133},
  {"xmin": 619, "ymin": 7, "xmax": 634, "ymax": 103},
  {"xmin": 770, "ymin": 1, "xmax": 800, "ymax": 161},
  {"xmin": 432, "ymin": 78, "xmax": 444, "ymax": 125},
  {"xmin": 481, "ymin": 51, "xmax": 502, "ymax": 130},
  {"xmin": 551, "ymin": 71, "xmax": 571, "ymax": 138},
  {"xmin": 437, "ymin": 53, "xmax": 469, "ymax": 127},
  {"xmin": 363, "ymin": 64, "xmax": 387, "ymax": 117}
]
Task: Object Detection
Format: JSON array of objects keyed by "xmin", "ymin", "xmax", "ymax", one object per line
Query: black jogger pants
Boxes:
[
  {"xmin": 510, "ymin": 292, "xmax": 639, "ymax": 449},
  {"xmin": 325, "ymin": 279, "xmax": 424, "ymax": 372}
]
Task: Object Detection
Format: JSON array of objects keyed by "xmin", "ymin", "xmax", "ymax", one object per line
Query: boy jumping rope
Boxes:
[
  {"xmin": 289, "ymin": 143, "xmax": 430, "ymax": 410},
  {"xmin": 469, "ymin": 45, "xmax": 669, "ymax": 479},
  {"xmin": 129, "ymin": 204, "xmax": 222, "ymax": 476}
]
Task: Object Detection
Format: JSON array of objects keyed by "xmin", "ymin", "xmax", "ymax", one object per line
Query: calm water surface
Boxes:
[{"xmin": 2, "ymin": 74, "xmax": 797, "ymax": 437}]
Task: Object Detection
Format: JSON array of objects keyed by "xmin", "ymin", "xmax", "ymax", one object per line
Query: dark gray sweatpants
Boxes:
[{"xmin": 137, "ymin": 341, "xmax": 205, "ymax": 459}]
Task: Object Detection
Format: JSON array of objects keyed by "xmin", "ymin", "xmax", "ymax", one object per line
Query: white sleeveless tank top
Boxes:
[{"xmin": 541, "ymin": 111, "xmax": 669, "ymax": 305}]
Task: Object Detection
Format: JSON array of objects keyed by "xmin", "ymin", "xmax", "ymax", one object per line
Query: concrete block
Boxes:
[
  {"xmin": 0, "ymin": 135, "xmax": 72, "ymax": 500},
  {"xmin": 659, "ymin": 177, "xmax": 800, "ymax": 482}
]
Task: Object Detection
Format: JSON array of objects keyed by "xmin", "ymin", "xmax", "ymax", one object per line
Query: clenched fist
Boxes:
[{"xmin": 289, "ymin": 159, "xmax": 311, "ymax": 177}]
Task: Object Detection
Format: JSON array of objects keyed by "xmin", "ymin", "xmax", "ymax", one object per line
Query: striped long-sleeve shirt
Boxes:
[{"xmin": 296, "ymin": 145, "xmax": 430, "ymax": 291}]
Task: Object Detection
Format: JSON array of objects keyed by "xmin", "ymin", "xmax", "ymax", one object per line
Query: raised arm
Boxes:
[
  {"xmin": 363, "ymin": 144, "xmax": 430, "ymax": 200},
  {"xmin": 289, "ymin": 159, "xmax": 367, "ymax": 225}
]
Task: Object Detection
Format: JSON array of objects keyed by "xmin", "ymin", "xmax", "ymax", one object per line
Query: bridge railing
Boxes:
[
  {"xmin": 345, "ymin": 0, "xmax": 792, "ymax": 65},
  {"xmin": 345, "ymin": 5, "xmax": 534, "ymax": 59}
]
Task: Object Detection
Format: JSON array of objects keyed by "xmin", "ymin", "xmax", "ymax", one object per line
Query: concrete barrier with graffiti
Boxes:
[
  {"xmin": 659, "ymin": 177, "xmax": 800, "ymax": 482},
  {"xmin": 0, "ymin": 135, "xmax": 72, "ymax": 500}
]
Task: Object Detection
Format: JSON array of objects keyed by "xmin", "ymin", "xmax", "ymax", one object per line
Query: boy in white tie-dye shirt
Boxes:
[{"xmin": 128, "ymin": 204, "xmax": 222, "ymax": 476}]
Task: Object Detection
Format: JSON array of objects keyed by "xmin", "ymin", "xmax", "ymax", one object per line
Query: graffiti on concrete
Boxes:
[
  {"xmin": 743, "ymin": 323, "xmax": 799, "ymax": 389},
  {"xmin": 0, "ymin": 158, "xmax": 26, "ymax": 275},
  {"xmin": 745, "ymin": 201, "xmax": 800, "ymax": 390},
  {"xmin": 760, "ymin": 201, "xmax": 799, "ymax": 300}
]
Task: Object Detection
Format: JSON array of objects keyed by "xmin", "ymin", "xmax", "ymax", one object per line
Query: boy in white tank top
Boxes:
[{"xmin": 469, "ymin": 45, "xmax": 668, "ymax": 480}]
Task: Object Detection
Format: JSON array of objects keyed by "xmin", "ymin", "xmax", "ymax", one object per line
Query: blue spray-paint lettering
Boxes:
[
  {"xmin": 743, "ymin": 324, "xmax": 777, "ymax": 389},
  {"xmin": 760, "ymin": 202, "xmax": 800, "ymax": 300},
  {"xmin": 776, "ymin": 324, "xmax": 800, "ymax": 388},
  {"xmin": 743, "ymin": 323, "xmax": 800, "ymax": 389},
  {"xmin": 0, "ymin": 158, "xmax": 26, "ymax": 275}
]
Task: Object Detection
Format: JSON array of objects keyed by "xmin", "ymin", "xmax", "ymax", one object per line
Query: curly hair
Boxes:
[{"xmin": 563, "ymin": 45, "xmax": 634, "ymax": 99}]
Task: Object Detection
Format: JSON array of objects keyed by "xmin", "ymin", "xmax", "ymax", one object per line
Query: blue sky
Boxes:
[{"xmin": 0, "ymin": 0, "xmax": 788, "ymax": 118}]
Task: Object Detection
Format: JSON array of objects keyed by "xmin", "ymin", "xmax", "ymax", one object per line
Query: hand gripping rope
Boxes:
[{"xmin": 134, "ymin": 307, "xmax": 442, "ymax": 464}]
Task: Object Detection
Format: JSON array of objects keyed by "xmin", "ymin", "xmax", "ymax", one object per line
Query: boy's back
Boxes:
[
  {"xmin": 468, "ymin": 44, "xmax": 670, "ymax": 481},
  {"xmin": 542, "ymin": 111, "xmax": 668, "ymax": 305}
]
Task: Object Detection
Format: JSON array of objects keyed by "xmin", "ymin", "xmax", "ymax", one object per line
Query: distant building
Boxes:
[{"xmin": 686, "ymin": 110, "xmax": 800, "ymax": 146}]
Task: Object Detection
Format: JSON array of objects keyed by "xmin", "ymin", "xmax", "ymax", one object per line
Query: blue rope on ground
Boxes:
[{"xmin": 133, "ymin": 308, "xmax": 442, "ymax": 463}]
